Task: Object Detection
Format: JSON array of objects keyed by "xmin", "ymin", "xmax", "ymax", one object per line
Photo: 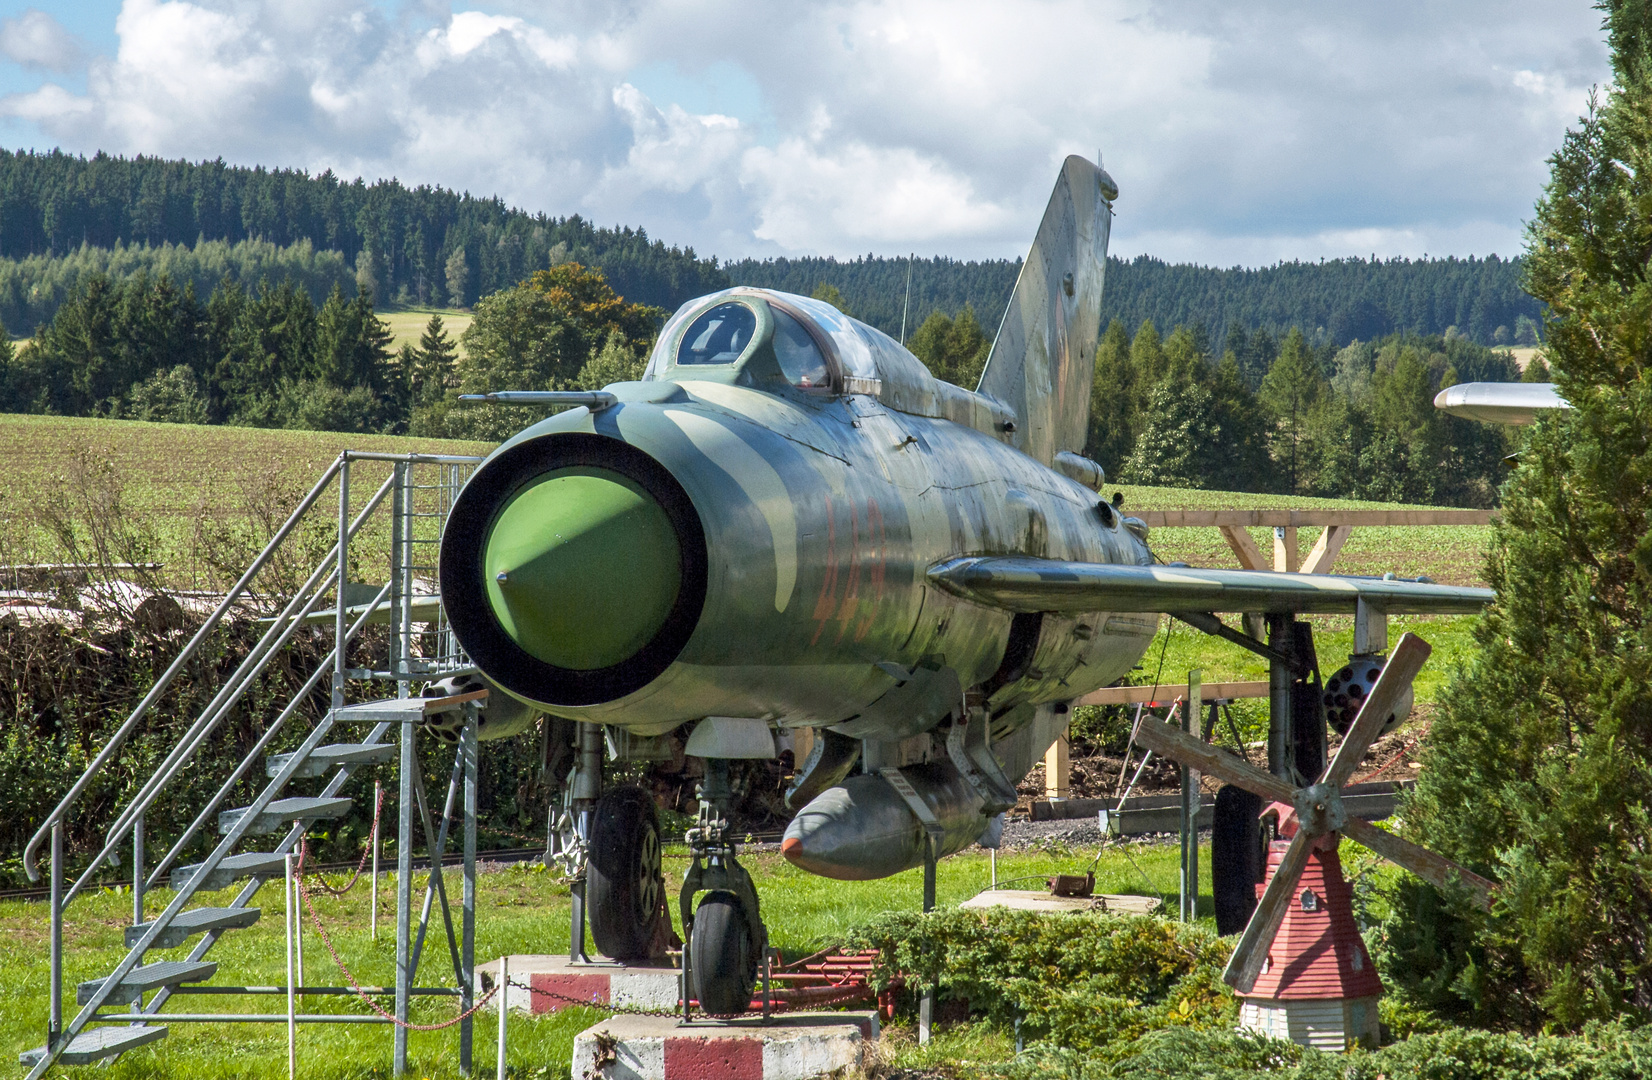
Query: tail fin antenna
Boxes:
[{"xmin": 976, "ymin": 156, "xmax": 1115, "ymax": 466}]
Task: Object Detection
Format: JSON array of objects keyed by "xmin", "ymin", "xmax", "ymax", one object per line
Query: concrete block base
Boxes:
[
  {"xmin": 960, "ymin": 889, "xmax": 1161, "ymax": 915},
  {"xmin": 572, "ymin": 1012, "xmax": 878, "ymax": 1080},
  {"xmin": 476, "ymin": 955, "xmax": 681, "ymax": 1015}
]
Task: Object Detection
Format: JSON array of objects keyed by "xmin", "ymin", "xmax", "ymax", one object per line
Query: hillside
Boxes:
[
  {"xmin": 0, "ymin": 150, "xmax": 1541, "ymax": 348},
  {"xmin": 727, "ymin": 252, "xmax": 1541, "ymax": 347}
]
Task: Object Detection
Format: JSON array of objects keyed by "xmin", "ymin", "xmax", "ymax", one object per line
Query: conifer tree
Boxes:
[
  {"xmin": 413, "ymin": 313, "xmax": 458, "ymax": 406},
  {"xmin": 1383, "ymin": 0, "xmax": 1652, "ymax": 1029},
  {"xmin": 1259, "ymin": 328, "xmax": 1326, "ymax": 494},
  {"xmin": 1086, "ymin": 319, "xmax": 1135, "ymax": 472}
]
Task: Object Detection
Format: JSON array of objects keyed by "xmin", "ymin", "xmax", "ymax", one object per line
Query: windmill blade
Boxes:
[
  {"xmin": 1341, "ymin": 816, "xmax": 1494, "ymax": 910},
  {"xmin": 1223, "ymin": 827, "xmax": 1314, "ymax": 993},
  {"xmin": 1323, "ymin": 633, "xmax": 1431, "ymax": 788},
  {"xmin": 1133, "ymin": 716, "xmax": 1296, "ymax": 806}
]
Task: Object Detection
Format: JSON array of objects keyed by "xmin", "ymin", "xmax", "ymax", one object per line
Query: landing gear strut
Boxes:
[{"xmin": 680, "ymin": 758, "xmax": 767, "ymax": 1017}]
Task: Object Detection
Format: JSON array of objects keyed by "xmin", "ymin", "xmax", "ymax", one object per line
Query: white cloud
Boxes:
[
  {"xmin": 0, "ymin": 0, "xmax": 1614, "ymax": 264},
  {"xmin": 0, "ymin": 10, "xmax": 83, "ymax": 72}
]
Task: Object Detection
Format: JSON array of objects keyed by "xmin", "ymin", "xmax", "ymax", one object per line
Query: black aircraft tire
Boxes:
[
  {"xmin": 1212, "ymin": 785, "xmax": 1267, "ymax": 937},
  {"xmin": 588, "ymin": 785, "xmax": 664, "ymax": 961},
  {"xmin": 691, "ymin": 891, "xmax": 757, "ymax": 1016}
]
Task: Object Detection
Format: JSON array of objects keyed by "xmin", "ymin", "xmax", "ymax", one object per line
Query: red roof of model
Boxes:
[{"xmin": 1244, "ymin": 837, "xmax": 1383, "ymax": 1001}]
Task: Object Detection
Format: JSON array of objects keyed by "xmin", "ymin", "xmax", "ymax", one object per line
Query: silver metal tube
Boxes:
[
  {"xmin": 22, "ymin": 454, "xmax": 348, "ymax": 881},
  {"xmin": 461, "ymin": 713, "xmax": 479, "ymax": 1074},
  {"xmin": 286, "ymin": 853, "xmax": 296, "ymax": 1080},
  {"xmin": 132, "ymin": 813, "xmax": 144, "ymax": 928},
  {"xmin": 371, "ymin": 781, "xmax": 381, "ymax": 942},
  {"xmin": 395, "ymin": 712, "xmax": 414, "ymax": 1076},
  {"xmin": 49, "ymin": 823, "xmax": 62, "ymax": 1047},
  {"xmin": 335, "ymin": 458, "xmax": 350, "ymax": 711},
  {"xmin": 496, "ymin": 955, "xmax": 508, "ymax": 1080}
]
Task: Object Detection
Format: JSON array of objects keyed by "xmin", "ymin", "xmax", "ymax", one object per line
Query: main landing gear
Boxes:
[
  {"xmin": 550, "ymin": 720, "xmax": 768, "ymax": 1016},
  {"xmin": 552, "ymin": 722, "xmax": 671, "ymax": 964}
]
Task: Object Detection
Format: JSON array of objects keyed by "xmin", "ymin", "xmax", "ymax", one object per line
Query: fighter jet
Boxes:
[{"xmin": 437, "ymin": 156, "xmax": 1494, "ymax": 1014}]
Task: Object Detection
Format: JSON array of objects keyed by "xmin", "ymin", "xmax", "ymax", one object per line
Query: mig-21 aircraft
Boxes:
[{"xmin": 436, "ymin": 156, "xmax": 1494, "ymax": 1013}]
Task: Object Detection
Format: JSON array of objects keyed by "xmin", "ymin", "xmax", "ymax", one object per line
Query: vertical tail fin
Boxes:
[{"xmin": 977, "ymin": 156, "xmax": 1115, "ymax": 466}]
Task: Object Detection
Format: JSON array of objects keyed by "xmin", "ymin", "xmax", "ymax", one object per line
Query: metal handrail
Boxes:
[
  {"xmin": 146, "ymin": 579, "xmax": 395, "ymax": 888},
  {"xmin": 21, "ymin": 454, "xmax": 348, "ymax": 881},
  {"xmin": 60, "ymin": 470, "xmax": 398, "ymax": 907}
]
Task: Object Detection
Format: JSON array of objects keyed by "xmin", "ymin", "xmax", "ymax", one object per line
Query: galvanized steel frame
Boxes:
[{"xmin": 25, "ymin": 451, "xmax": 484, "ymax": 1079}]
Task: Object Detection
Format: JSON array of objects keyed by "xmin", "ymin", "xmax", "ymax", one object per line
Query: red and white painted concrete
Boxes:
[
  {"xmin": 571, "ymin": 1012, "xmax": 878, "ymax": 1080},
  {"xmin": 475, "ymin": 956, "xmax": 681, "ymax": 1015}
]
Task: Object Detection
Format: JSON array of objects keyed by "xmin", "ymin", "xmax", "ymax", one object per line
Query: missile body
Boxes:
[{"xmin": 781, "ymin": 761, "xmax": 989, "ymax": 880}]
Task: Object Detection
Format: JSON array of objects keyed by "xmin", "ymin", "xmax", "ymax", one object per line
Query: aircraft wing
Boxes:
[
  {"xmin": 927, "ymin": 557, "xmax": 1493, "ymax": 615},
  {"xmin": 1433, "ymin": 381, "xmax": 1567, "ymax": 425}
]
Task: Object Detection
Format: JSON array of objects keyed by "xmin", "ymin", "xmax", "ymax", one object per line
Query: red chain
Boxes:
[
  {"xmin": 294, "ymin": 786, "xmax": 384, "ymax": 897},
  {"xmin": 292, "ymin": 860, "xmax": 498, "ymax": 1031}
]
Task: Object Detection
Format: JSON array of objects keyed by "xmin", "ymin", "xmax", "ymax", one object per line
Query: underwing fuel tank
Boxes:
[{"xmin": 780, "ymin": 762, "xmax": 990, "ymax": 880}]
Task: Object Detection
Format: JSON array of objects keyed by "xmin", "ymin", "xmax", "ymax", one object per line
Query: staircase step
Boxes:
[
  {"xmin": 219, "ymin": 796, "xmax": 353, "ymax": 835},
  {"xmin": 126, "ymin": 906, "xmax": 260, "ymax": 949},
  {"xmin": 19, "ymin": 1024, "xmax": 167, "ymax": 1066},
  {"xmin": 78, "ymin": 960, "xmax": 218, "ymax": 1005},
  {"xmin": 171, "ymin": 851, "xmax": 288, "ymax": 892},
  {"xmin": 268, "ymin": 742, "xmax": 396, "ymax": 779}
]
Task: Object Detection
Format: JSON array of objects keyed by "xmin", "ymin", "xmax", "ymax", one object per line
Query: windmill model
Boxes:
[{"xmin": 1135, "ymin": 634, "xmax": 1495, "ymax": 1050}]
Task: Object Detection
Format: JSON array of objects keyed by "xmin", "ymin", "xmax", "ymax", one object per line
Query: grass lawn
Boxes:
[
  {"xmin": 0, "ymin": 841, "xmax": 1200, "ymax": 1079},
  {"xmin": 379, "ymin": 308, "xmax": 473, "ymax": 359},
  {"xmin": 0, "ymin": 414, "xmax": 491, "ymax": 589}
]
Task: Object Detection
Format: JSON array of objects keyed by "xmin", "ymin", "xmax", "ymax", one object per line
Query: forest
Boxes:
[
  {"xmin": 0, "ymin": 149, "xmax": 1540, "ymax": 349},
  {"xmin": 0, "ymin": 258, "xmax": 1524, "ymax": 506}
]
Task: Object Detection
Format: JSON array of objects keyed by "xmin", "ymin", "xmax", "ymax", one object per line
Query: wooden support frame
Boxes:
[
  {"xmin": 1220, "ymin": 525, "xmax": 1269, "ymax": 571},
  {"xmin": 1302, "ymin": 524, "xmax": 1354, "ymax": 575},
  {"xmin": 1273, "ymin": 526, "xmax": 1299, "ymax": 573},
  {"xmin": 1043, "ymin": 733, "xmax": 1070, "ymax": 799}
]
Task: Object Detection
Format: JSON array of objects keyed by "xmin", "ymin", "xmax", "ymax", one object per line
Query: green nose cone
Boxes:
[{"xmin": 483, "ymin": 467, "xmax": 682, "ymax": 671}]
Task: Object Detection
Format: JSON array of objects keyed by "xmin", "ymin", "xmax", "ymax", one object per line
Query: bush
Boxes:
[{"xmin": 846, "ymin": 908, "xmax": 1234, "ymax": 1054}]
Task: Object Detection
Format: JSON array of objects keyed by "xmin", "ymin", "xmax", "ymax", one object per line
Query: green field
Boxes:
[
  {"xmin": 380, "ymin": 307, "xmax": 473, "ymax": 358},
  {"xmin": 0, "ymin": 414, "xmax": 490, "ymax": 590},
  {"xmin": 0, "ymin": 841, "xmax": 1198, "ymax": 1079}
]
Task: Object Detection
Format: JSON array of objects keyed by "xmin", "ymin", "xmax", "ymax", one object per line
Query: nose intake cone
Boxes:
[{"xmin": 483, "ymin": 467, "xmax": 682, "ymax": 671}]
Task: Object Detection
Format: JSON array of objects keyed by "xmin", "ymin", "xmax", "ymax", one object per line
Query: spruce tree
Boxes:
[{"xmin": 1383, "ymin": 0, "xmax": 1652, "ymax": 1029}]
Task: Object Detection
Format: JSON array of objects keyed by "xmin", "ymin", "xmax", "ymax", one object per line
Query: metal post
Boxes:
[
  {"xmin": 286, "ymin": 853, "xmax": 296, "ymax": 1080},
  {"xmin": 296, "ymin": 854, "xmax": 305, "ymax": 1001},
  {"xmin": 460, "ymin": 712, "xmax": 478, "ymax": 1074},
  {"xmin": 1267, "ymin": 615, "xmax": 1293, "ymax": 780},
  {"xmin": 333, "ymin": 456, "xmax": 350, "ymax": 711},
  {"xmin": 133, "ymin": 812, "xmax": 145, "ymax": 1014},
  {"xmin": 919, "ymin": 833, "xmax": 937, "ymax": 1045},
  {"xmin": 1180, "ymin": 671, "xmax": 1201, "ymax": 922},
  {"xmin": 132, "ymin": 812, "xmax": 145, "ymax": 927},
  {"xmin": 496, "ymin": 955, "xmax": 508, "ymax": 1080},
  {"xmin": 989, "ymin": 847, "xmax": 996, "ymax": 889},
  {"xmin": 49, "ymin": 822, "xmax": 62, "ymax": 1050},
  {"xmin": 371, "ymin": 781, "xmax": 380, "ymax": 942},
  {"xmin": 395, "ymin": 714, "xmax": 415, "ymax": 1075}
]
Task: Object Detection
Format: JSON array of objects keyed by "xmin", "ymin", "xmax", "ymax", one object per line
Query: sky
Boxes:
[{"xmin": 0, "ymin": 0, "xmax": 1613, "ymax": 266}]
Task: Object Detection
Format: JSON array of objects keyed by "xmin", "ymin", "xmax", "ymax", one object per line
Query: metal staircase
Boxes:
[{"xmin": 18, "ymin": 451, "xmax": 488, "ymax": 1078}]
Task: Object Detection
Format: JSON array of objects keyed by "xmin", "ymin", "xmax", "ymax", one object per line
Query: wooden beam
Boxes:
[
  {"xmin": 1302, "ymin": 523, "xmax": 1354, "ymax": 574},
  {"xmin": 1134, "ymin": 509, "xmax": 1496, "ymax": 528},
  {"xmin": 1273, "ymin": 525, "xmax": 1299, "ymax": 572},
  {"xmin": 1044, "ymin": 731, "xmax": 1070, "ymax": 799},
  {"xmin": 1219, "ymin": 525, "xmax": 1269, "ymax": 570},
  {"xmin": 1076, "ymin": 680, "xmax": 1270, "ymax": 706}
]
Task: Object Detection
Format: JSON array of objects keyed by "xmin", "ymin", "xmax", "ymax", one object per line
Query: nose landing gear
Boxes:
[{"xmin": 680, "ymin": 758, "xmax": 768, "ymax": 1018}]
